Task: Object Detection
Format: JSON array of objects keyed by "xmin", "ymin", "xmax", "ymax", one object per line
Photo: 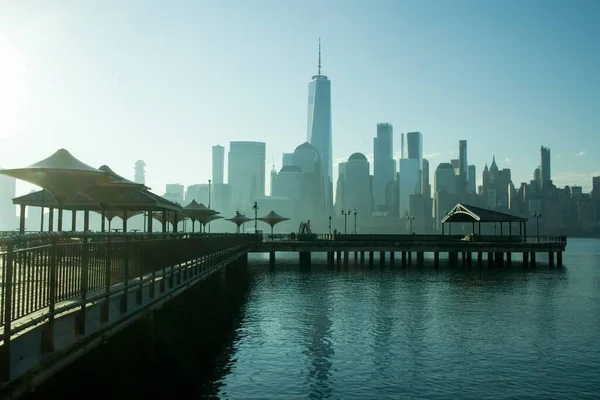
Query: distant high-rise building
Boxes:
[
  {"xmin": 0, "ymin": 168, "xmax": 16, "ymax": 231},
  {"xmin": 335, "ymin": 162, "xmax": 347, "ymax": 212},
  {"xmin": 185, "ymin": 184, "xmax": 209, "ymax": 205},
  {"xmin": 282, "ymin": 153, "xmax": 294, "ymax": 167},
  {"xmin": 433, "ymin": 163, "xmax": 457, "ymax": 230},
  {"xmin": 292, "ymin": 142, "xmax": 325, "ymax": 221},
  {"xmin": 212, "ymin": 145, "xmax": 225, "ymax": 184},
  {"xmin": 307, "ymin": 38, "xmax": 333, "ymax": 214},
  {"xmin": 134, "ymin": 160, "xmax": 146, "ymax": 185},
  {"xmin": 540, "ymin": 146, "xmax": 551, "ymax": 188},
  {"xmin": 228, "ymin": 141, "xmax": 266, "ymax": 211},
  {"xmin": 344, "ymin": 153, "xmax": 371, "ymax": 220},
  {"xmin": 450, "ymin": 159, "xmax": 459, "ymax": 173},
  {"xmin": 458, "ymin": 140, "xmax": 468, "ymax": 193},
  {"xmin": 533, "ymin": 166, "xmax": 541, "ymax": 185},
  {"xmin": 399, "ymin": 158, "xmax": 421, "ymax": 217},
  {"xmin": 422, "ymin": 159, "xmax": 431, "ymax": 199},
  {"xmin": 164, "ymin": 183, "xmax": 184, "ymax": 205},
  {"xmin": 467, "ymin": 165, "xmax": 477, "ymax": 193},
  {"xmin": 273, "ymin": 166, "xmax": 303, "ymax": 199},
  {"xmin": 593, "ymin": 176, "xmax": 600, "ymax": 200},
  {"xmin": 401, "ymin": 131, "xmax": 423, "ymax": 167},
  {"xmin": 373, "ymin": 123, "xmax": 395, "ymax": 210},
  {"xmin": 434, "ymin": 163, "xmax": 457, "ymax": 195}
]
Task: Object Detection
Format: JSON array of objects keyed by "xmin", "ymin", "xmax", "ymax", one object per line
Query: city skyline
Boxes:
[{"xmin": 0, "ymin": 1, "xmax": 599, "ymax": 197}]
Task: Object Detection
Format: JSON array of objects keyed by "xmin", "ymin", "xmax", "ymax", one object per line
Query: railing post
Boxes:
[
  {"xmin": 77, "ymin": 234, "xmax": 89, "ymax": 335},
  {"xmin": 101, "ymin": 236, "xmax": 112, "ymax": 323},
  {"xmin": 121, "ymin": 236, "xmax": 130, "ymax": 313},
  {"xmin": 0, "ymin": 241, "xmax": 15, "ymax": 381},
  {"xmin": 137, "ymin": 235, "xmax": 144, "ymax": 305},
  {"xmin": 43, "ymin": 237, "xmax": 58, "ymax": 352}
]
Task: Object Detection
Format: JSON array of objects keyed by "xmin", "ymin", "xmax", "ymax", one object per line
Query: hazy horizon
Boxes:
[{"xmin": 1, "ymin": 0, "xmax": 599, "ymax": 197}]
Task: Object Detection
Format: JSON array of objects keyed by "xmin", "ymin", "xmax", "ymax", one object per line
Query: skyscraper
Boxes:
[
  {"xmin": 592, "ymin": 176, "xmax": 600, "ymax": 200},
  {"xmin": 399, "ymin": 158, "xmax": 421, "ymax": 217},
  {"xmin": 291, "ymin": 142, "xmax": 325, "ymax": 222},
  {"xmin": 228, "ymin": 141, "xmax": 266, "ymax": 211},
  {"xmin": 212, "ymin": 145, "xmax": 225, "ymax": 184},
  {"xmin": 458, "ymin": 140, "xmax": 468, "ymax": 193},
  {"xmin": 307, "ymin": 38, "xmax": 333, "ymax": 213},
  {"xmin": 467, "ymin": 165, "xmax": 477, "ymax": 193},
  {"xmin": 422, "ymin": 159, "xmax": 431, "ymax": 199},
  {"xmin": 344, "ymin": 153, "xmax": 371, "ymax": 220},
  {"xmin": 373, "ymin": 123, "xmax": 394, "ymax": 210},
  {"xmin": 540, "ymin": 146, "xmax": 551, "ymax": 189},
  {"xmin": 401, "ymin": 131, "xmax": 423, "ymax": 192},
  {"xmin": 282, "ymin": 153, "xmax": 294, "ymax": 167},
  {"xmin": 134, "ymin": 160, "xmax": 145, "ymax": 185}
]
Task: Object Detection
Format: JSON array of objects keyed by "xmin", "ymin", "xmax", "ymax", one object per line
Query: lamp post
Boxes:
[
  {"xmin": 253, "ymin": 201, "xmax": 259, "ymax": 234},
  {"xmin": 208, "ymin": 179, "xmax": 212, "ymax": 233},
  {"xmin": 407, "ymin": 215, "xmax": 415, "ymax": 234},
  {"xmin": 354, "ymin": 209, "xmax": 357, "ymax": 234},
  {"xmin": 328, "ymin": 215, "xmax": 332, "ymax": 235},
  {"xmin": 341, "ymin": 209, "xmax": 350, "ymax": 234},
  {"xmin": 533, "ymin": 212, "xmax": 542, "ymax": 242}
]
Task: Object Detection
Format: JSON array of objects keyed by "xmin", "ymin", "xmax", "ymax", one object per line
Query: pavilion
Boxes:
[{"xmin": 441, "ymin": 203, "xmax": 528, "ymax": 238}]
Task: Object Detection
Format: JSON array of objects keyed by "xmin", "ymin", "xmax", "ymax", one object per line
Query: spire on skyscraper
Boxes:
[{"xmin": 318, "ymin": 37, "xmax": 321, "ymax": 75}]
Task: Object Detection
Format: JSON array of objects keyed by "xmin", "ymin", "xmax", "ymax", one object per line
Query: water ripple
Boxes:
[{"xmin": 214, "ymin": 241, "xmax": 600, "ymax": 400}]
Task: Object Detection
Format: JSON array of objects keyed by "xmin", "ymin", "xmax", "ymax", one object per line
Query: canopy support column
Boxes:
[
  {"xmin": 71, "ymin": 210, "xmax": 77, "ymax": 231},
  {"xmin": 49, "ymin": 208, "xmax": 54, "ymax": 232},
  {"xmin": 162, "ymin": 211, "xmax": 167, "ymax": 233},
  {"xmin": 19, "ymin": 204, "xmax": 26, "ymax": 234},
  {"xmin": 123, "ymin": 210, "xmax": 128, "ymax": 233},
  {"xmin": 57, "ymin": 207, "xmax": 64, "ymax": 232},
  {"xmin": 84, "ymin": 210, "xmax": 90, "ymax": 232},
  {"xmin": 101, "ymin": 209, "xmax": 106, "ymax": 232}
]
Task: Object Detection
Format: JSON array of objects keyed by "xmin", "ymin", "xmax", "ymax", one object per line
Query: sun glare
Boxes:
[{"xmin": 0, "ymin": 35, "xmax": 29, "ymax": 139}]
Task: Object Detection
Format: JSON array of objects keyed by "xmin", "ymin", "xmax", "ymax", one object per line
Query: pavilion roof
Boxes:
[{"xmin": 441, "ymin": 203, "xmax": 528, "ymax": 224}]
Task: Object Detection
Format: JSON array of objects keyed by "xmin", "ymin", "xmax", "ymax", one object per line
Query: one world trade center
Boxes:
[{"xmin": 306, "ymin": 38, "xmax": 333, "ymax": 213}]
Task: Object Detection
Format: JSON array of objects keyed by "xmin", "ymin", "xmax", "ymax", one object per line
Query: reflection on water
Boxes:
[
  {"xmin": 216, "ymin": 241, "xmax": 600, "ymax": 400},
  {"xmin": 23, "ymin": 240, "xmax": 600, "ymax": 399}
]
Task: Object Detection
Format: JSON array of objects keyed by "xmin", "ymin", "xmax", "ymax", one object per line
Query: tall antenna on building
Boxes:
[{"xmin": 318, "ymin": 37, "xmax": 322, "ymax": 75}]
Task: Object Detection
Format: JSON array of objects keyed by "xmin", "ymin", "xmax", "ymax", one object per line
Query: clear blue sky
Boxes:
[{"xmin": 1, "ymin": 0, "xmax": 598, "ymax": 197}]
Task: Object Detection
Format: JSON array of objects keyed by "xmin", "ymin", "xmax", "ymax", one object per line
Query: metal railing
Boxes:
[
  {"xmin": 257, "ymin": 233, "xmax": 567, "ymax": 245},
  {"xmin": 0, "ymin": 232, "xmax": 255, "ymax": 337}
]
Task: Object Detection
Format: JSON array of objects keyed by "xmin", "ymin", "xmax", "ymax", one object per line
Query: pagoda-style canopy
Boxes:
[
  {"xmin": 102, "ymin": 210, "xmax": 144, "ymax": 222},
  {"xmin": 258, "ymin": 210, "xmax": 290, "ymax": 236},
  {"xmin": 441, "ymin": 203, "xmax": 528, "ymax": 236},
  {"xmin": 183, "ymin": 200, "xmax": 218, "ymax": 220},
  {"xmin": 182, "ymin": 200, "xmax": 222, "ymax": 233},
  {"xmin": 77, "ymin": 165, "xmax": 148, "ymax": 206},
  {"xmin": 0, "ymin": 149, "xmax": 113, "ymax": 202},
  {"xmin": 199, "ymin": 214, "xmax": 224, "ymax": 232},
  {"xmin": 0, "ymin": 149, "xmax": 115, "ymax": 231},
  {"xmin": 152, "ymin": 211, "xmax": 188, "ymax": 230},
  {"xmin": 225, "ymin": 213, "xmax": 252, "ymax": 233}
]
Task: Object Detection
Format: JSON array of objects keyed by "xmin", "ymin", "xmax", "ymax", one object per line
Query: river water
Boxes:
[
  {"xmin": 25, "ymin": 239, "xmax": 600, "ymax": 399},
  {"xmin": 211, "ymin": 239, "xmax": 600, "ymax": 399}
]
